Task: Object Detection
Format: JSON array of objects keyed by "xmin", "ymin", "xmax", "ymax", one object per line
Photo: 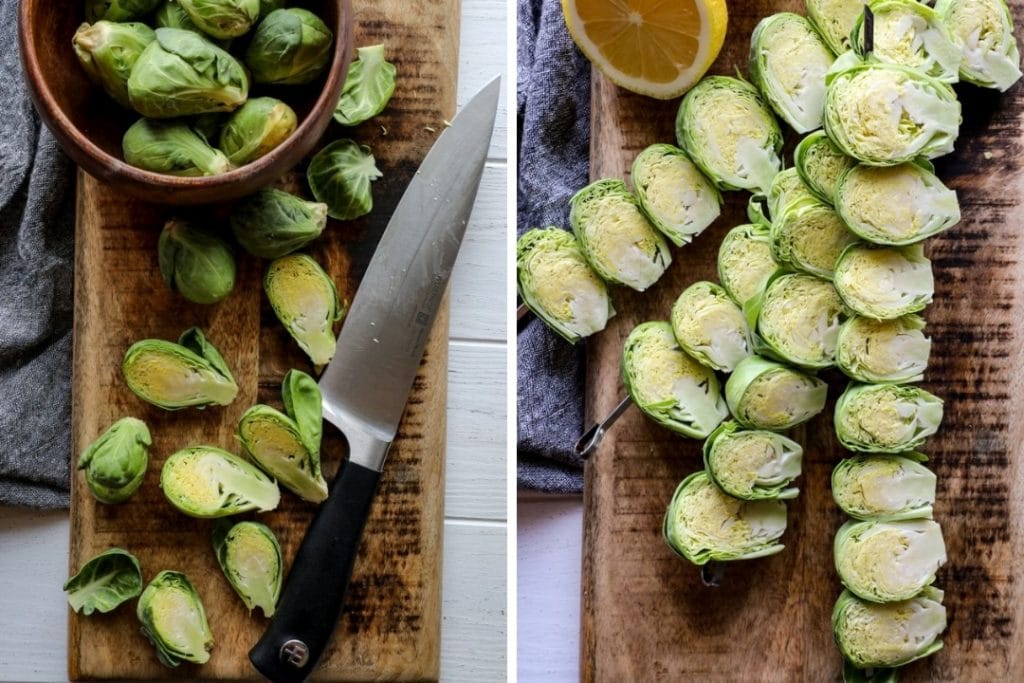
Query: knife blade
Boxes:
[{"xmin": 250, "ymin": 76, "xmax": 500, "ymax": 683}]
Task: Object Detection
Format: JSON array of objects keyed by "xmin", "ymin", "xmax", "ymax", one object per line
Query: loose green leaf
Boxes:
[
  {"xmin": 334, "ymin": 44, "xmax": 397, "ymax": 126},
  {"xmin": 306, "ymin": 140, "xmax": 383, "ymax": 220},
  {"xmin": 64, "ymin": 548, "xmax": 143, "ymax": 615}
]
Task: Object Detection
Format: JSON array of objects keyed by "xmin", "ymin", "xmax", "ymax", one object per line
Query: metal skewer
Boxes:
[
  {"xmin": 574, "ymin": 395, "xmax": 633, "ymax": 459},
  {"xmin": 701, "ymin": 562, "xmax": 726, "ymax": 588}
]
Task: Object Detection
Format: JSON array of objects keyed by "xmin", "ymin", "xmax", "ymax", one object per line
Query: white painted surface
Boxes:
[{"xmin": 0, "ymin": 0, "xmax": 508, "ymax": 680}]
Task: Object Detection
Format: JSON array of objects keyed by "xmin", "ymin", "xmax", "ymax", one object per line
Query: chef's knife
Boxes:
[{"xmin": 250, "ymin": 76, "xmax": 501, "ymax": 682}]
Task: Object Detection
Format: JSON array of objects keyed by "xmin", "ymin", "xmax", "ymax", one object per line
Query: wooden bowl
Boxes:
[{"xmin": 18, "ymin": 0, "xmax": 353, "ymax": 205}]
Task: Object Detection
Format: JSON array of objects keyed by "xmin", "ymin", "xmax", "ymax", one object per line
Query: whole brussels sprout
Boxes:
[
  {"xmin": 832, "ymin": 453, "xmax": 937, "ymax": 521},
  {"xmin": 122, "ymin": 327, "xmax": 238, "ymax": 409},
  {"xmin": 213, "ymin": 520, "xmax": 282, "ymax": 617},
  {"xmin": 770, "ymin": 195, "xmax": 859, "ymax": 280},
  {"xmin": 123, "ymin": 119, "xmax": 231, "ymax": 176},
  {"xmin": 72, "ymin": 21, "xmax": 156, "ymax": 109},
  {"xmin": 178, "ymin": 0, "xmax": 260, "ymax": 39},
  {"xmin": 852, "ymin": 0, "xmax": 962, "ymax": 83},
  {"xmin": 64, "ymin": 548, "xmax": 143, "ymax": 615},
  {"xmin": 703, "ymin": 421, "xmax": 803, "ymax": 500},
  {"xmin": 806, "ymin": 0, "xmax": 865, "ymax": 55},
  {"xmin": 137, "ymin": 571, "xmax": 214, "ymax": 667},
  {"xmin": 155, "ymin": 0, "xmax": 201, "ymax": 30},
  {"xmin": 245, "ymin": 8, "xmax": 333, "ymax": 85},
  {"xmin": 833, "ymin": 588, "xmax": 946, "ymax": 669},
  {"xmin": 219, "ymin": 97, "xmax": 297, "ymax": 166},
  {"xmin": 77, "ymin": 417, "xmax": 151, "ymax": 504},
  {"xmin": 231, "ymin": 189, "xmax": 328, "ymax": 259},
  {"xmin": 86, "ymin": 0, "xmax": 161, "ymax": 22},
  {"xmin": 836, "ymin": 314, "xmax": 932, "ymax": 384},
  {"xmin": 334, "ymin": 44, "xmax": 398, "ymax": 126},
  {"xmin": 670, "ymin": 281, "xmax": 752, "ymax": 372},
  {"xmin": 264, "ymin": 254, "xmax": 345, "ymax": 367},
  {"xmin": 630, "ymin": 143, "xmax": 722, "ymax": 247},
  {"xmin": 307, "ymin": 139, "xmax": 383, "ymax": 220},
  {"xmin": 717, "ymin": 223, "xmax": 780, "ymax": 308},
  {"xmin": 158, "ymin": 219, "xmax": 236, "ymax": 304},
  {"xmin": 833, "ymin": 243, "xmax": 934, "ymax": 320},
  {"xmin": 750, "ymin": 273, "xmax": 848, "ymax": 370},
  {"xmin": 936, "ymin": 0, "xmax": 1022, "ymax": 91},
  {"xmin": 794, "ymin": 131, "xmax": 856, "ymax": 205},
  {"xmin": 835, "ymin": 518, "xmax": 947, "ymax": 602},
  {"xmin": 161, "ymin": 445, "xmax": 281, "ymax": 517},
  {"xmin": 726, "ymin": 355, "xmax": 828, "ymax": 430},
  {"xmin": 834, "ymin": 383, "xmax": 944, "ymax": 452}
]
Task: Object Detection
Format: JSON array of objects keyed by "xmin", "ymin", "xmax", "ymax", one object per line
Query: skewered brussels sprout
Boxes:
[
  {"xmin": 212, "ymin": 520, "xmax": 282, "ymax": 616},
  {"xmin": 128, "ymin": 28, "xmax": 249, "ymax": 118},
  {"xmin": 835, "ymin": 162, "xmax": 960, "ymax": 245},
  {"xmin": 137, "ymin": 571, "xmax": 214, "ymax": 667},
  {"xmin": 64, "ymin": 548, "xmax": 143, "ymax": 615},
  {"xmin": 749, "ymin": 13, "xmax": 835, "ymax": 133},
  {"xmin": 334, "ymin": 44, "xmax": 398, "ymax": 126},
  {"xmin": 86, "ymin": 0, "xmax": 161, "ymax": 22},
  {"xmin": 806, "ymin": 0, "xmax": 866, "ymax": 55},
  {"xmin": 794, "ymin": 131, "xmax": 856, "ymax": 205},
  {"xmin": 264, "ymin": 254, "xmax": 345, "ymax": 367},
  {"xmin": 158, "ymin": 219, "xmax": 236, "ymax": 304},
  {"xmin": 771, "ymin": 195, "xmax": 860, "ymax": 279},
  {"xmin": 767, "ymin": 168, "xmax": 815, "ymax": 219},
  {"xmin": 664, "ymin": 471, "xmax": 787, "ymax": 565},
  {"xmin": 178, "ymin": 0, "xmax": 260, "ymax": 39},
  {"xmin": 718, "ymin": 223, "xmax": 780, "ymax": 308},
  {"xmin": 676, "ymin": 76, "xmax": 783, "ymax": 194},
  {"xmin": 77, "ymin": 417, "xmax": 150, "ymax": 504},
  {"xmin": 833, "ymin": 244, "xmax": 933, "ymax": 320},
  {"xmin": 852, "ymin": 1, "xmax": 961, "ymax": 83},
  {"xmin": 123, "ymin": 119, "xmax": 231, "ymax": 176},
  {"xmin": 516, "ymin": 228, "xmax": 613, "ymax": 344},
  {"xmin": 630, "ymin": 144, "xmax": 722, "ymax": 247},
  {"xmin": 73, "ymin": 21, "xmax": 155, "ymax": 109},
  {"xmin": 569, "ymin": 179, "xmax": 671, "ymax": 292},
  {"xmin": 245, "ymin": 8, "xmax": 333, "ymax": 85},
  {"xmin": 834, "ymin": 383, "xmax": 944, "ymax": 452},
  {"xmin": 703, "ymin": 421, "xmax": 803, "ymax": 500},
  {"xmin": 836, "ymin": 315, "xmax": 931, "ymax": 383},
  {"xmin": 670, "ymin": 281, "xmax": 752, "ymax": 372},
  {"xmin": 936, "ymin": 0, "xmax": 1022, "ymax": 91},
  {"xmin": 835, "ymin": 519, "xmax": 947, "ymax": 602},
  {"xmin": 307, "ymin": 139, "xmax": 383, "ymax": 220},
  {"xmin": 832, "ymin": 453, "xmax": 937, "ymax": 521},
  {"xmin": 750, "ymin": 273, "xmax": 848, "ymax": 369},
  {"xmin": 231, "ymin": 189, "xmax": 328, "ymax": 259},
  {"xmin": 726, "ymin": 356, "xmax": 828, "ymax": 430},
  {"xmin": 621, "ymin": 322, "xmax": 728, "ymax": 439},
  {"xmin": 161, "ymin": 445, "xmax": 280, "ymax": 517},
  {"xmin": 122, "ymin": 327, "xmax": 238, "ymax": 409},
  {"xmin": 833, "ymin": 588, "xmax": 946, "ymax": 668},
  {"xmin": 219, "ymin": 97, "xmax": 297, "ymax": 166}
]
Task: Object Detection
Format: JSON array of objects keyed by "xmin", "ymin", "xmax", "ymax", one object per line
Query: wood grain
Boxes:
[
  {"xmin": 580, "ymin": 2, "xmax": 1024, "ymax": 681},
  {"xmin": 67, "ymin": 0, "xmax": 461, "ymax": 679}
]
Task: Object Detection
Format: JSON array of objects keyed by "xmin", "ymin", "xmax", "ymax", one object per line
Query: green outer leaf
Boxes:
[
  {"xmin": 64, "ymin": 548, "xmax": 142, "ymax": 615},
  {"xmin": 158, "ymin": 219, "xmax": 236, "ymax": 304},
  {"xmin": 832, "ymin": 588, "xmax": 946, "ymax": 668},
  {"xmin": 264, "ymin": 254, "xmax": 345, "ymax": 367},
  {"xmin": 805, "ymin": 0, "xmax": 863, "ymax": 56},
  {"xmin": 851, "ymin": 0, "xmax": 962, "ymax": 83},
  {"xmin": 834, "ymin": 382, "xmax": 944, "ymax": 452},
  {"xmin": 78, "ymin": 417, "xmax": 151, "ymax": 504},
  {"xmin": 307, "ymin": 139, "xmax": 383, "ymax": 220},
  {"xmin": 245, "ymin": 8, "xmax": 333, "ymax": 85},
  {"xmin": 219, "ymin": 97, "xmax": 298, "ymax": 167},
  {"xmin": 86, "ymin": 0, "xmax": 162, "ymax": 22},
  {"xmin": 334, "ymin": 44, "xmax": 398, "ymax": 126},
  {"xmin": 794, "ymin": 130, "xmax": 856, "ymax": 205},
  {"xmin": 747, "ymin": 194, "xmax": 771, "ymax": 227},
  {"xmin": 767, "ymin": 168, "xmax": 814, "ymax": 219},
  {"xmin": 725, "ymin": 355, "xmax": 828, "ymax": 430},
  {"xmin": 630, "ymin": 143, "xmax": 722, "ymax": 247},
  {"xmin": 177, "ymin": 326, "xmax": 235, "ymax": 383},
  {"xmin": 832, "ymin": 453, "xmax": 936, "ymax": 521},
  {"xmin": 160, "ymin": 445, "xmax": 281, "ymax": 517},
  {"xmin": 833, "ymin": 243, "xmax": 934, "ymax": 320},
  {"xmin": 137, "ymin": 570, "xmax": 214, "ymax": 667},
  {"xmin": 702, "ymin": 421, "xmax": 803, "ymax": 500},
  {"xmin": 72, "ymin": 21, "xmax": 156, "ymax": 109},
  {"xmin": 236, "ymin": 405, "xmax": 329, "ymax": 502},
  {"xmin": 670, "ymin": 280, "xmax": 752, "ymax": 372},
  {"xmin": 231, "ymin": 189, "xmax": 328, "ymax": 259},
  {"xmin": 212, "ymin": 519, "xmax": 282, "ymax": 616},
  {"xmin": 936, "ymin": 0, "xmax": 1022, "ymax": 91},
  {"xmin": 835, "ymin": 314, "xmax": 931, "ymax": 384},
  {"xmin": 833, "ymin": 518, "xmax": 946, "ymax": 602},
  {"xmin": 282, "ymin": 369, "xmax": 324, "ymax": 457},
  {"xmin": 178, "ymin": 0, "xmax": 259, "ymax": 39},
  {"xmin": 123, "ymin": 119, "xmax": 231, "ymax": 177},
  {"xmin": 717, "ymin": 222, "xmax": 780, "ymax": 308}
]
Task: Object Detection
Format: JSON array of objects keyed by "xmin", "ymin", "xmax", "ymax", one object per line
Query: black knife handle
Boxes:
[{"xmin": 250, "ymin": 459, "xmax": 381, "ymax": 683}]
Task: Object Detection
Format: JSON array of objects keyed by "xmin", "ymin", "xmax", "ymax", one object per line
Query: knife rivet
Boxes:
[{"xmin": 280, "ymin": 639, "xmax": 310, "ymax": 668}]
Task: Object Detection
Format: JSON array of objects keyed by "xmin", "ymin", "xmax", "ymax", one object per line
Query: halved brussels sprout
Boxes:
[
  {"xmin": 770, "ymin": 196, "xmax": 860, "ymax": 279},
  {"xmin": 245, "ymin": 8, "xmax": 333, "ymax": 85},
  {"xmin": 78, "ymin": 417, "xmax": 150, "ymax": 504},
  {"xmin": 219, "ymin": 97, "xmax": 297, "ymax": 166},
  {"xmin": 123, "ymin": 119, "xmax": 231, "ymax": 177},
  {"xmin": 663, "ymin": 471, "xmax": 787, "ymax": 565},
  {"xmin": 334, "ymin": 44, "xmax": 398, "ymax": 126},
  {"xmin": 767, "ymin": 167, "xmax": 816, "ymax": 219},
  {"xmin": 836, "ymin": 315, "xmax": 931, "ymax": 383},
  {"xmin": 178, "ymin": 0, "xmax": 260, "ymax": 39},
  {"xmin": 158, "ymin": 219, "xmax": 236, "ymax": 304},
  {"xmin": 212, "ymin": 520, "xmax": 282, "ymax": 617},
  {"xmin": 64, "ymin": 548, "xmax": 143, "ymax": 615},
  {"xmin": 621, "ymin": 322, "xmax": 728, "ymax": 439},
  {"xmin": 833, "ymin": 588, "xmax": 946, "ymax": 669},
  {"xmin": 569, "ymin": 179, "xmax": 671, "ymax": 292},
  {"xmin": 834, "ymin": 383, "xmax": 944, "ymax": 452},
  {"xmin": 833, "ymin": 243, "xmax": 933, "ymax": 320},
  {"xmin": 676, "ymin": 76, "xmax": 784, "ymax": 194},
  {"xmin": 264, "ymin": 254, "xmax": 345, "ymax": 367},
  {"xmin": 832, "ymin": 453, "xmax": 937, "ymax": 521},
  {"xmin": 231, "ymin": 189, "xmax": 328, "ymax": 259},
  {"xmin": 86, "ymin": 0, "xmax": 161, "ymax": 22},
  {"xmin": 702, "ymin": 421, "xmax": 803, "ymax": 500},
  {"xmin": 750, "ymin": 273, "xmax": 848, "ymax": 369},
  {"xmin": 161, "ymin": 445, "xmax": 281, "ymax": 517},
  {"xmin": 516, "ymin": 228, "xmax": 614, "ymax": 344},
  {"xmin": 852, "ymin": 0, "xmax": 962, "ymax": 83},
  {"xmin": 749, "ymin": 13, "xmax": 835, "ymax": 133},
  {"xmin": 726, "ymin": 355, "xmax": 828, "ymax": 430},
  {"xmin": 825, "ymin": 58, "xmax": 961, "ymax": 165},
  {"xmin": 718, "ymin": 223, "xmax": 780, "ymax": 308},
  {"xmin": 936, "ymin": 0, "xmax": 1022, "ymax": 91},
  {"xmin": 631, "ymin": 144, "xmax": 722, "ymax": 247},
  {"xmin": 307, "ymin": 139, "xmax": 383, "ymax": 221},
  {"xmin": 794, "ymin": 131, "xmax": 857, "ymax": 205},
  {"xmin": 670, "ymin": 281, "xmax": 752, "ymax": 372},
  {"xmin": 835, "ymin": 519, "xmax": 946, "ymax": 602},
  {"xmin": 806, "ymin": 0, "xmax": 866, "ymax": 55},
  {"xmin": 73, "ymin": 21, "xmax": 156, "ymax": 109},
  {"xmin": 835, "ymin": 162, "xmax": 960, "ymax": 245},
  {"xmin": 137, "ymin": 571, "xmax": 214, "ymax": 667},
  {"xmin": 122, "ymin": 327, "xmax": 238, "ymax": 409}
]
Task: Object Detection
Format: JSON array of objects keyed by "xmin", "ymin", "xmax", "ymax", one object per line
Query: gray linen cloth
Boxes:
[
  {"xmin": 517, "ymin": 0, "xmax": 590, "ymax": 492},
  {"xmin": 0, "ymin": 0, "xmax": 76, "ymax": 508}
]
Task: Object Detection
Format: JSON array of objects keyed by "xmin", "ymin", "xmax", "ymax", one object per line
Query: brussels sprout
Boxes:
[
  {"xmin": 835, "ymin": 519, "xmax": 946, "ymax": 603},
  {"xmin": 161, "ymin": 445, "xmax": 280, "ymax": 517},
  {"xmin": 749, "ymin": 13, "xmax": 835, "ymax": 133},
  {"xmin": 219, "ymin": 97, "xmax": 297, "ymax": 166},
  {"xmin": 834, "ymin": 383, "xmax": 944, "ymax": 452},
  {"xmin": 158, "ymin": 219, "xmax": 236, "ymax": 304},
  {"xmin": 123, "ymin": 119, "xmax": 231, "ymax": 176},
  {"xmin": 766, "ymin": 168, "xmax": 815, "ymax": 219},
  {"xmin": 128, "ymin": 28, "xmax": 249, "ymax": 118},
  {"xmin": 676, "ymin": 76, "xmax": 784, "ymax": 194},
  {"xmin": 852, "ymin": 0, "xmax": 961, "ymax": 83},
  {"xmin": 702, "ymin": 421, "xmax": 803, "ymax": 500},
  {"xmin": 86, "ymin": 0, "xmax": 161, "ymax": 22},
  {"xmin": 833, "ymin": 243, "xmax": 933, "ymax": 320},
  {"xmin": 122, "ymin": 327, "xmax": 238, "ymax": 409},
  {"xmin": 258, "ymin": 0, "xmax": 285, "ymax": 18},
  {"xmin": 833, "ymin": 588, "xmax": 946, "ymax": 668},
  {"xmin": 936, "ymin": 0, "xmax": 1022, "ymax": 91},
  {"xmin": 835, "ymin": 161, "xmax": 960, "ymax": 245},
  {"xmin": 806, "ymin": 0, "xmax": 865, "ymax": 55},
  {"xmin": 334, "ymin": 44, "xmax": 398, "ymax": 126},
  {"xmin": 191, "ymin": 112, "xmax": 226, "ymax": 143},
  {"xmin": 245, "ymin": 8, "xmax": 333, "ymax": 85},
  {"xmin": 718, "ymin": 223, "xmax": 780, "ymax": 308},
  {"xmin": 670, "ymin": 281, "xmax": 752, "ymax": 372},
  {"xmin": 77, "ymin": 417, "xmax": 150, "ymax": 504},
  {"xmin": 750, "ymin": 273, "xmax": 848, "ymax": 369},
  {"xmin": 212, "ymin": 520, "xmax": 282, "ymax": 616},
  {"xmin": 73, "ymin": 21, "xmax": 155, "ymax": 109},
  {"xmin": 843, "ymin": 661, "xmax": 901, "ymax": 683},
  {"xmin": 621, "ymin": 322, "xmax": 728, "ymax": 439},
  {"xmin": 64, "ymin": 548, "xmax": 143, "ymax": 615},
  {"xmin": 307, "ymin": 139, "xmax": 383, "ymax": 221},
  {"xmin": 155, "ymin": 1, "xmax": 200, "ymax": 30},
  {"xmin": 178, "ymin": 0, "xmax": 259, "ymax": 39},
  {"xmin": 832, "ymin": 453, "xmax": 937, "ymax": 521},
  {"xmin": 726, "ymin": 355, "xmax": 828, "ymax": 430},
  {"xmin": 569, "ymin": 179, "xmax": 671, "ymax": 292},
  {"xmin": 630, "ymin": 144, "xmax": 722, "ymax": 247},
  {"xmin": 771, "ymin": 196, "xmax": 860, "ymax": 279},
  {"xmin": 137, "ymin": 571, "xmax": 214, "ymax": 667},
  {"xmin": 663, "ymin": 471, "xmax": 787, "ymax": 565},
  {"xmin": 824, "ymin": 58, "xmax": 961, "ymax": 165},
  {"xmin": 516, "ymin": 228, "xmax": 613, "ymax": 344},
  {"xmin": 231, "ymin": 189, "xmax": 328, "ymax": 259},
  {"xmin": 836, "ymin": 315, "xmax": 932, "ymax": 383},
  {"xmin": 794, "ymin": 131, "xmax": 857, "ymax": 205},
  {"xmin": 264, "ymin": 254, "xmax": 345, "ymax": 367}
]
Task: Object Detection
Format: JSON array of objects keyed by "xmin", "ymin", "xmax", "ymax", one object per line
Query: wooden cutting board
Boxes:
[
  {"xmin": 581, "ymin": 2, "xmax": 1024, "ymax": 680},
  {"xmin": 67, "ymin": 1, "xmax": 460, "ymax": 679}
]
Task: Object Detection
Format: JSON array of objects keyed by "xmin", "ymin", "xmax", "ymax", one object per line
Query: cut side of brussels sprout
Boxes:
[
  {"xmin": 833, "ymin": 244, "xmax": 934, "ymax": 320},
  {"xmin": 852, "ymin": 0, "xmax": 962, "ymax": 83},
  {"xmin": 835, "ymin": 519, "xmax": 947, "ymax": 602},
  {"xmin": 334, "ymin": 44, "xmax": 398, "ymax": 126},
  {"xmin": 836, "ymin": 315, "xmax": 932, "ymax": 383},
  {"xmin": 726, "ymin": 355, "xmax": 828, "ymax": 430},
  {"xmin": 64, "ymin": 548, "xmax": 143, "ymax": 615},
  {"xmin": 664, "ymin": 471, "xmax": 787, "ymax": 565},
  {"xmin": 264, "ymin": 254, "xmax": 345, "ymax": 367},
  {"xmin": 306, "ymin": 139, "xmax": 383, "ymax": 221},
  {"xmin": 703, "ymin": 421, "xmax": 803, "ymax": 500},
  {"xmin": 751, "ymin": 273, "xmax": 848, "ymax": 369},
  {"xmin": 794, "ymin": 130, "xmax": 856, "ymax": 205},
  {"xmin": 161, "ymin": 446, "xmax": 281, "ymax": 517},
  {"xmin": 833, "ymin": 588, "xmax": 946, "ymax": 668},
  {"xmin": 231, "ymin": 189, "xmax": 328, "ymax": 259},
  {"xmin": 219, "ymin": 97, "xmax": 297, "ymax": 166},
  {"xmin": 832, "ymin": 453, "xmax": 937, "ymax": 521},
  {"xmin": 767, "ymin": 167, "xmax": 816, "ymax": 219},
  {"xmin": 936, "ymin": 0, "xmax": 1022, "ymax": 91},
  {"xmin": 73, "ymin": 21, "xmax": 156, "ymax": 109},
  {"xmin": 122, "ymin": 328, "xmax": 238, "ymax": 409},
  {"xmin": 621, "ymin": 322, "xmax": 728, "ymax": 439},
  {"xmin": 718, "ymin": 223, "xmax": 780, "ymax": 308},
  {"xmin": 806, "ymin": 0, "xmax": 866, "ymax": 55},
  {"xmin": 158, "ymin": 219, "xmax": 236, "ymax": 304},
  {"xmin": 834, "ymin": 383, "xmax": 944, "ymax": 452},
  {"xmin": 245, "ymin": 8, "xmax": 333, "ymax": 85},
  {"xmin": 516, "ymin": 228, "xmax": 613, "ymax": 344},
  {"xmin": 631, "ymin": 144, "xmax": 722, "ymax": 247},
  {"xmin": 137, "ymin": 571, "xmax": 214, "ymax": 667},
  {"xmin": 670, "ymin": 281, "xmax": 752, "ymax": 372},
  {"xmin": 179, "ymin": 0, "xmax": 260, "ymax": 39},
  {"xmin": 213, "ymin": 520, "xmax": 282, "ymax": 617},
  {"xmin": 238, "ymin": 405, "xmax": 329, "ymax": 503},
  {"xmin": 123, "ymin": 119, "xmax": 231, "ymax": 177},
  {"xmin": 78, "ymin": 417, "xmax": 151, "ymax": 504},
  {"xmin": 770, "ymin": 196, "xmax": 860, "ymax": 280}
]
